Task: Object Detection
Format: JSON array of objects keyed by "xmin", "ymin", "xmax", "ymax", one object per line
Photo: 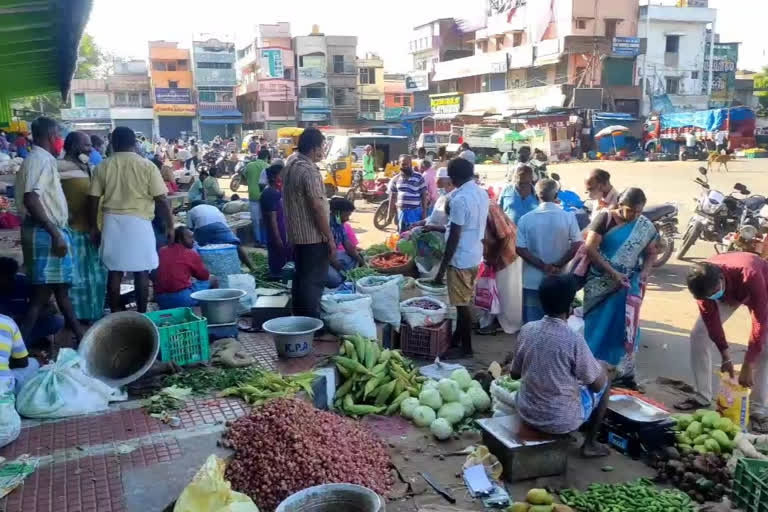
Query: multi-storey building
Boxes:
[
  {"xmin": 638, "ymin": 4, "xmax": 717, "ymax": 114},
  {"xmin": 108, "ymin": 59, "xmax": 153, "ymax": 138},
  {"xmin": 148, "ymin": 41, "xmax": 196, "ymax": 139},
  {"xmin": 237, "ymin": 22, "xmax": 296, "ymax": 130},
  {"xmin": 384, "ymin": 73, "xmax": 414, "ymax": 122},
  {"xmin": 294, "ymin": 27, "xmax": 358, "ymax": 127},
  {"xmin": 61, "ymin": 79, "xmax": 112, "ymax": 138},
  {"xmin": 192, "ymin": 36, "xmax": 242, "ymax": 141},
  {"xmin": 357, "ymin": 53, "xmax": 385, "ymax": 121}
]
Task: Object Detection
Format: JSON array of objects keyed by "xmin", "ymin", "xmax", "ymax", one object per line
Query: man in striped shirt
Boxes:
[
  {"xmin": 387, "ymin": 155, "xmax": 428, "ymax": 232},
  {"xmin": 0, "ymin": 314, "xmax": 39, "ymax": 394}
]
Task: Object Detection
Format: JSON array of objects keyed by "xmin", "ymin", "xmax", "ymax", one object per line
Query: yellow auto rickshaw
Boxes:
[
  {"xmin": 322, "ymin": 135, "xmax": 408, "ymax": 197},
  {"xmin": 277, "ymin": 127, "xmax": 304, "ymax": 158}
]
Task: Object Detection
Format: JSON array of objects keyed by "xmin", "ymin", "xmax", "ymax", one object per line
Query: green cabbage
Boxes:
[
  {"xmin": 423, "ymin": 379, "xmax": 439, "ymax": 390},
  {"xmin": 400, "ymin": 397, "xmax": 420, "ymax": 418},
  {"xmin": 430, "ymin": 418, "xmax": 453, "ymax": 440},
  {"xmin": 469, "ymin": 380, "xmax": 483, "ymax": 391},
  {"xmin": 450, "ymin": 368, "xmax": 472, "ymax": 390},
  {"xmin": 438, "ymin": 378, "xmax": 461, "ymax": 402},
  {"xmin": 459, "ymin": 392, "xmax": 475, "ymax": 417},
  {"xmin": 438, "ymin": 402, "xmax": 465, "ymax": 424},
  {"xmin": 413, "ymin": 405, "xmax": 437, "ymax": 427},
  {"xmin": 468, "ymin": 386, "xmax": 491, "ymax": 412},
  {"xmin": 419, "ymin": 388, "xmax": 443, "ymax": 410}
]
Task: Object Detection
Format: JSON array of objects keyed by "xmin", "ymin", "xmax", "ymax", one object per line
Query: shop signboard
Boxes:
[
  {"xmin": 153, "ymin": 104, "xmax": 196, "ymax": 116},
  {"xmin": 612, "ymin": 37, "xmax": 641, "ymax": 57},
  {"xmin": 301, "ymin": 112, "xmax": 328, "ymax": 122},
  {"xmin": 430, "ymin": 93, "xmax": 463, "ymax": 115},
  {"xmin": 155, "ymin": 88, "xmax": 192, "ymax": 104},
  {"xmin": 704, "ymin": 42, "xmax": 738, "ymax": 104},
  {"xmin": 261, "ymin": 49, "xmax": 285, "ymax": 79},
  {"xmin": 405, "ymin": 71, "xmax": 429, "ymax": 92},
  {"xmin": 385, "ymin": 107, "xmax": 408, "ymax": 120},
  {"xmin": 61, "ymin": 108, "xmax": 110, "ymax": 120}
]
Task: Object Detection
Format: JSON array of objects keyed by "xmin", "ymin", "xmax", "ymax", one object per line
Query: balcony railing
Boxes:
[{"xmin": 331, "ymin": 62, "xmax": 356, "ymax": 75}]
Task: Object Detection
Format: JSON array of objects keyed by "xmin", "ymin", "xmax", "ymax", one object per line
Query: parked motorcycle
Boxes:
[
  {"xmin": 229, "ymin": 154, "xmax": 258, "ymax": 192},
  {"xmin": 680, "ymin": 142, "xmax": 709, "ymax": 161},
  {"xmin": 677, "ymin": 167, "xmax": 761, "ymax": 260},
  {"xmin": 346, "ymin": 170, "xmax": 390, "ymax": 204}
]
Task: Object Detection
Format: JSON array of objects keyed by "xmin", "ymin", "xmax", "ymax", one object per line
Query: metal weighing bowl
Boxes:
[
  {"xmin": 262, "ymin": 316, "xmax": 323, "ymax": 358},
  {"xmin": 78, "ymin": 311, "xmax": 159, "ymax": 387},
  {"xmin": 190, "ymin": 288, "xmax": 246, "ymax": 325},
  {"xmin": 276, "ymin": 483, "xmax": 385, "ymax": 512}
]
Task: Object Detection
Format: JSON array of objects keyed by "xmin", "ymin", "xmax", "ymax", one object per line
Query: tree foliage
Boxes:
[
  {"xmin": 755, "ymin": 66, "xmax": 768, "ymax": 110},
  {"xmin": 73, "ymin": 33, "xmax": 104, "ymax": 79}
]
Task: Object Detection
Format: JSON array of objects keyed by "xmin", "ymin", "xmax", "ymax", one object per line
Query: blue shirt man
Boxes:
[{"xmin": 499, "ymin": 165, "xmax": 538, "ymax": 225}]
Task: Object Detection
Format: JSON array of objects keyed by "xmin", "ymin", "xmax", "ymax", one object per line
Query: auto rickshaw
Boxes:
[
  {"xmin": 277, "ymin": 127, "xmax": 304, "ymax": 158},
  {"xmin": 322, "ymin": 135, "xmax": 408, "ymax": 197}
]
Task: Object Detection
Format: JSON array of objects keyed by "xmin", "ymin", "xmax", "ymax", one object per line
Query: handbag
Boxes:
[
  {"xmin": 474, "ymin": 262, "xmax": 501, "ymax": 314},
  {"xmin": 564, "ymin": 212, "xmax": 610, "ymax": 289}
]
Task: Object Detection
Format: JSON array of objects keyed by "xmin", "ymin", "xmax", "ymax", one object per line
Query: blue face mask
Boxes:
[{"xmin": 708, "ymin": 287, "xmax": 725, "ymax": 301}]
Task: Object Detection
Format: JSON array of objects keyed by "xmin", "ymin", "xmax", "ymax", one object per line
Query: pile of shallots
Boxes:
[{"xmin": 222, "ymin": 398, "xmax": 393, "ymax": 511}]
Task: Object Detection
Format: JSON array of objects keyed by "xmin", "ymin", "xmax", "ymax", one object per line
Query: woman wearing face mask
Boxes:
[
  {"xmin": 57, "ymin": 131, "xmax": 107, "ymax": 324},
  {"xmin": 326, "ymin": 197, "xmax": 365, "ymax": 288},
  {"xmin": 583, "ymin": 188, "xmax": 658, "ymax": 388},
  {"xmin": 260, "ymin": 163, "xmax": 290, "ymax": 279}
]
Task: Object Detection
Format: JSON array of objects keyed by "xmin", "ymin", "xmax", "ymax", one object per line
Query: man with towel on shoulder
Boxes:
[{"xmin": 88, "ymin": 126, "xmax": 174, "ymax": 314}]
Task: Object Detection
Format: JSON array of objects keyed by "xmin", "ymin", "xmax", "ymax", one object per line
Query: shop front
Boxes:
[
  {"xmin": 198, "ymin": 104, "xmax": 243, "ymax": 142},
  {"xmin": 110, "ymin": 107, "xmax": 154, "ymax": 139},
  {"xmin": 154, "ymin": 104, "xmax": 196, "ymax": 140}
]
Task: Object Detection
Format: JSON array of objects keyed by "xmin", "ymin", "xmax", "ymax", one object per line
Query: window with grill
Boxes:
[
  {"xmin": 168, "ymin": 81, "xmax": 178, "ymax": 88},
  {"xmin": 665, "ymin": 77, "xmax": 680, "ymax": 94},
  {"xmin": 403, "ymin": 95, "xmax": 411, "ymax": 107},
  {"xmin": 152, "ymin": 61, "xmax": 167, "ymax": 71},
  {"xmin": 199, "ymin": 91, "xmax": 216, "ymax": 102},
  {"xmin": 665, "ymin": 35, "xmax": 680, "ymax": 53},
  {"xmin": 513, "ymin": 32, "xmax": 523, "ymax": 46},
  {"xmin": 128, "ymin": 93, "xmax": 139, "ymax": 105},
  {"xmin": 605, "ymin": 19, "xmax": 618, "ymax": 39},
  {"xmin": 333, "ymin": 55, "xmax": 344, "ymax": 73},
  {"xmin": 360, "ymin": 99, "xmax": 380, "ymax": 112},
  {"xmin": 359, "ymin": 68, "xmax": 376, "ymax": 84},
  {"xmin": 575, "ymin": 19, "xmax": 587, "ymax": 30},
  {"xmin": 113, "ymin": 92, "xmax": 126, "ymax": 105},
  {"xmin": 167, "ymin": 62, "xmax": 177, "ymax": 71}
]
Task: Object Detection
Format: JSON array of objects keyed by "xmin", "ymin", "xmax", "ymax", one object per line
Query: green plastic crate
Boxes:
[
  {"xmin": 732, "ymin": 458, "xmax": 768, "ymax": 512},
  {"xmin": 145, "ymin": 308, "xmax": 209, "ymax": 366}
]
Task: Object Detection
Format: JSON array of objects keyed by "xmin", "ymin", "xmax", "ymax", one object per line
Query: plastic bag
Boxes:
[
  {"xmin": 0, "ymin": 391, "xmax": 20, "ymax": 448},
  {"xmin": 473, "ymin": 263, "xmax": 500, "ymax": 314},
  {"xmin": 355, "ymin": 275, "xmax": 403, "ymax": 330},
  {"xmin": 320, "ymin": 293, "xmax": 376, "ymax": 339},
  {"xmin": 462, "ymin": 445, "xmax": 503, "ymax": 481},
  {"xmin": 716, "ymin": 371, "xmax": 751, "ymax": 432},
  {"xmin": 174, "ymin": 455, "xmax": 259, "ymax": 512},
  {"xmin": 225, "ymin": 273, "xmax": 257, "ymax": 314},
  {"xmin": 16, "ymin": 348, "xmax": 123, "ymax": 419},
  {"xmin": 400, "ymin": 296, "xmax": 448, "ymax": 328}
]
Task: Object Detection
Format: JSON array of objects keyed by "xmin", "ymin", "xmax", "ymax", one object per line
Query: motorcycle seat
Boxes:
[
  {"xmin": 744, "ymin": 195, "xmax": 767, "ymax": 211},
  {"xmin": 642, "ymin": 203, "xmax": 676, "ymax": 221}
]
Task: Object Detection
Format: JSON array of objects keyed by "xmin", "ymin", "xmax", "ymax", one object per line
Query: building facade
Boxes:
[
  {"xmin": 61, "ymin": 79, "xmax": 112, "ymax": 138},
  {"xmin": 108, "ymin": 59, "xmax": 153, "ymax": 138},
  {"xmin": 294, "ymin": 28, "xmax": 358, "ymax": 127},
  {"xmin": 237, "ymin": 22, "xmax": 296, "ymax": 130},
  {"xmin": 637, "ymin": 4, "xmax": 717, "ymax": 114},
  {"xmin": 148, "ymin": 41, "xmax": 196, "ymax": 139},
  {"xmin": 357, "ymin": 53, "xmax": 385, "ymax": 121},
  {"xmin": 384, "ymin": 73, "xmax": 413, "ymax": 122},
  {"xmin": 192, "ymin": 36, "xmax": 242, "ymax": 141}
]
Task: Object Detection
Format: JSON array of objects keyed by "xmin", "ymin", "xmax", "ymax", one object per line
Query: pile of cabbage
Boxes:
[{"xmin": 399, "ymin": 368, "xmax": 491, "ymax": 440}]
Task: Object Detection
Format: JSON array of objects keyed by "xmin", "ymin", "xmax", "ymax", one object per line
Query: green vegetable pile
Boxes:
[
  {"xmin": 248, "ymin": 252, "xmax": 288, "ymax": 289},
  {"xmin": 334, "ymin": 334, "xmax": 424, "ymax": 417},
  {"xmin": 559, "ymin": 479, "xmax": 695, "ymax": 512},
  {"xmin": 219, "ymin": 369, "xmax": 316, "ymax": 406},
  {"xmin": 344, "ymin": 266, "xmax": 380, "ymax": 282},
  {"xmin": 396, "ymin": 238, "xmax": 416, "ymax": 257},
  {"xmin": 363, "ymin": 243, "xmax": 390, "ymax": 258},
  {"xmin": 144, "ymin": 385, "xmax": 192, "ymax": 414},
  {"xmin": 401, "ymin": 369, "xmax": 491, "ymax": 441},
  {"xmin": 672, "ymin": 409, "xmax": 738, "ymax": 455},
  {"xmin": 495, "ymin": 375, "xmax": 521, "ymax": 393},
  {"xmin": 162, "ymin": 367, "xmax": 260, "ymax": 395}
]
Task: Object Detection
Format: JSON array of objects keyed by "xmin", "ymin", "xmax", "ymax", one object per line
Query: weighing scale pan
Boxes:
[{"xmin": 607, "ymin": 394, "xmax": 669, "ymax": 423}]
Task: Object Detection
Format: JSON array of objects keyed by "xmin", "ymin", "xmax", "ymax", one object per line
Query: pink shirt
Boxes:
[
  {"xmin": 337, "ymin": 222, "xmax": 359, "ymax": 251},
  {"xmin": 422, "ymin": 166, "xmax": 438, "ymax": 204}
]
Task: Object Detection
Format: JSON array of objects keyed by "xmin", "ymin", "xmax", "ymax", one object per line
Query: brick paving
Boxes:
[{"xmin": 0, "ymin": 327, "xmax": 338, "ymax": 511}]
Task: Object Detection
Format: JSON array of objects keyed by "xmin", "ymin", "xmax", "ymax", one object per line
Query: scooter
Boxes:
[{"xmin": 229, "ymin": 154, "xmax": 258, "ymax": 192}]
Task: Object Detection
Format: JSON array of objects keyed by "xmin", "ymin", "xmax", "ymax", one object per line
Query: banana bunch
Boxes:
[{"xmin": 333, "ymin": 333, "xmax": 424, "ymax": 417}]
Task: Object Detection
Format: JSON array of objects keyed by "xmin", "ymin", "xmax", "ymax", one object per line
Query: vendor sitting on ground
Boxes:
[
  {"xmin": 0, "ymin": 257, "xmax": 64, "ymax": 345},
  {"xmin": 510, "ymin": 274, "xmax": 611, "ymax": 457},
  {"xmin": 327, "ymin": 197, "xmax": 365, "ymax": 288},
  {"xmin": 188, "ymin": 168, "xmax": 225, "ymax": 205},
  {"xmin": 154, "ymin": 227, "xmax": 218, "ymax": 309},
  {"xmin": 0, "ymin": 314, "xmax": 40, "ymax": 395},
  {"xmin": 187, "ymin": 202, "xmax": 256, "ymax": 273}
]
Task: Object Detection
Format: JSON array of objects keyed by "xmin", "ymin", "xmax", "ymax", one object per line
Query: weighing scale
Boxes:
[{"xmin": 600, "ymin": 394, "xmax": 676, "ymax": 458}]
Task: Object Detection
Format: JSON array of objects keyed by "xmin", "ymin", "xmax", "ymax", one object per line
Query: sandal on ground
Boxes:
[{"xmin": 674, "ymin": 396, "xmax": 711, "ymax": 411}]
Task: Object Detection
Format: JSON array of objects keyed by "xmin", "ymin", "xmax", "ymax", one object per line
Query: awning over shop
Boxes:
[
  {"xmin": 199, "ymin": 108, "xmax": 244, "ymax": 119},
  {"xmin": 459, "ymin": 110, "xmax": 489, "ymax": 117},
  {"xmin": 199, "ymin": 118, "xmax": 244, "ymax": 125},
  {"xmin": 432, "ymin": 113, "xmax": 458, "ymax": 120},
  {"xmin": 401, "ymin": 111, "xmax": 433, "ymax": 121},
  {"xmin": 0, "ymin": 0, "xmax": 92, "ymax": 125}
]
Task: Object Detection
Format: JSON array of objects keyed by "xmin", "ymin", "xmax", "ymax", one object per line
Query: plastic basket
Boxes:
[
  {"xmin": 145, "ymin": 308, "xmax": 209, "ymax": 366},
  {"xmin": 400, "ymin": 319, "xmax": 451, "ymax": 359},
  {"xmin": 732, "ymin": 458, "xmax": 768, "ymax": 512}
]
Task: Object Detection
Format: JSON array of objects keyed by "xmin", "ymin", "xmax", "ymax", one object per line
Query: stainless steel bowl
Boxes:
[
  {"xmin": 78, "ymin": 311, "xmax": 159, "ymax": 387},
  {"xmin": 190, "ymin": 288, "xmax": 247, "ymax": 325},
  {"xmin": 262, "ymin": 316, "xmax": 323, "ymax": 358},
  {"xmin": 276, "ymin": 483, "xmax": 385, "ymax": 512}
]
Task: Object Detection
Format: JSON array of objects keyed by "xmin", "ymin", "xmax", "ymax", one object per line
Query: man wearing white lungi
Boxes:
[{"xmin": 87, "ymin": 127, "xmax": 174, "ymax": 313}]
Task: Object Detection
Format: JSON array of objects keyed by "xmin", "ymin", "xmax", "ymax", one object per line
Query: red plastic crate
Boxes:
[{"xmin": 400, "ymin": 320, "xmax": 452, "ymax": 359}]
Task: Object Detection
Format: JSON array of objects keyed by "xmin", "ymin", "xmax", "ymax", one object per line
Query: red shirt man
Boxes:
[
  {"xmin": 686, "ymin": 252, "xmax": 768, "ymax": 426},
  {"xmin": 155, "ymin": 229, "xmax": 210, "ymax": 295}
]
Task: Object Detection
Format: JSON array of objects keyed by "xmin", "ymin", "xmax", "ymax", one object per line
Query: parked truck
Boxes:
[{"xmin": 643, "ymin": 106, "xmax": 756, "ymax": 154}]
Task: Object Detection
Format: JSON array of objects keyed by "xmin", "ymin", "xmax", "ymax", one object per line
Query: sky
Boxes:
[{"xmin": 85, "ymin": 0, "xmax": 767, "ymax": 73}]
